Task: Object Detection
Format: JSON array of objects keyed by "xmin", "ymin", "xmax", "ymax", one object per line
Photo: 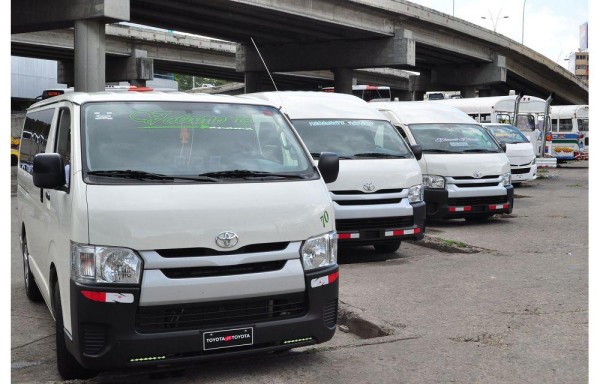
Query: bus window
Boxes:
[
  {"xmin": 479, "ymin": 114, "xmax": 491, "ymax": 123},
  {"xmin": 515, "ymin": 115, "xmax": 535, "ymax": 131},
  {"xmin": 496, "ymin": 113, "xmax": 511, "ymax": 124},
  {"xmin": 468, "ymin": 114, "xmax": 479, "ymax": 122},
  {"xmin": 558, "ymin": 119, "xmax": 573, "ymax": 132},
  {"xmin": 578, "ymin": 119, "xmax": 588, "ymax": 132}
]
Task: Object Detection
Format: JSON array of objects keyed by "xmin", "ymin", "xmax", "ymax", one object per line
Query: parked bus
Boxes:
[
  {"xmin": 428, "ymin": 95, "xmax": 557, "ymax": 165},
  {"xmin": 322, "ymin": 85, "xmax": 391, "ymax": 102},
  {"xmin": 550, "ymin": 105, "xmax": 589, "ymax": 160}
]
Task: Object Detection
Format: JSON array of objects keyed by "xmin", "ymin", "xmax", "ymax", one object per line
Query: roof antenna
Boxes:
[{"xmin": 250, "ymin": 37, "xmax": 279, "ymax": 92}]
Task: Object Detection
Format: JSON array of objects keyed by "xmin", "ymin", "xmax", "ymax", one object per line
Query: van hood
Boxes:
[
  {"xmin": 85, "ymin": 180, "xmax": 333, "ymax": 251},
  {"xmin": 506, "ymin": 143, "xmax": 535, "ymax": 165},
  {"xmin": 325, "ymin": 158, "xmax": 422, "ymax": 192},
  {"xmin": 419, "ymin": 153, "xmax": 510, "ymax": 177}
]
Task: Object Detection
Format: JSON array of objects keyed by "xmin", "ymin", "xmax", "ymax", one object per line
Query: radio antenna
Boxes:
[{"xmin": 250, "ymin": 37, "xmax": 279, "ymax": 92}]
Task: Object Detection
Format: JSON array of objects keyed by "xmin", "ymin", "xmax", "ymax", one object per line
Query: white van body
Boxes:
[
  {"xmin": 375, "ymin": 102, "xmax": 513, "ymax": 221},
  {"xmin": 244, "ymin": 91, "xmax": 425, "ymax": 254},
  {"xmin": 17, "ymin": 91, "xmax": 339, "ymax": 379},
  {"xmin": 481, "ymin": 123, "xmax": 537, "ymax": 183}
]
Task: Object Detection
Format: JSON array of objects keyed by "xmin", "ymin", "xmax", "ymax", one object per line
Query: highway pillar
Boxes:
[
  {"xmin": 74, "ymin": 19, "xmax": 105, "ymax": 92},
  {"xmin": 333, "ymin": 68, "xmax": 353, "ymax": 94},
  {"xmin": 244, "ymin": 71, "xmax": 263, "ymax": 93}
]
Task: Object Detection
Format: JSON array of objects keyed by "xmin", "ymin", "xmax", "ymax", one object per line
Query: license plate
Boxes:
[{"xmin": 202, "ymin": 327, "xmax": 253, "ymax": 351}]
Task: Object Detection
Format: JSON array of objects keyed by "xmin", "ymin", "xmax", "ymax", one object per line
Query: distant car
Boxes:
[
  {"xmin": 482, "ymin": 123, "xmax": 537, "ymax": 184},
  {"xmin": 11, "ymin": 136, "xmax": 20, "ymax": 166}
]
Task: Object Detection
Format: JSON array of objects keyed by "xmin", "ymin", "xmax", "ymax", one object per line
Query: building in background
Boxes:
[{"xmin": 567, "ymin": 22, "xmax": 589, "ymax": 86}]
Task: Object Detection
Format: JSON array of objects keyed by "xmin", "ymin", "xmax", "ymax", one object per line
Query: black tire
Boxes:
[
  {"xmin": 53, "ymin": 281, "xmax": 97, "ymax": 380},
  {"xmin": 373, "ymin": 240, "xmax": 401, "ymax": 254},
  {"xmin": 21, "ymin": 232, "xmax": 42, "ymax": 302},
  {"xmin": 11, "ymin": 155, "xmax": 18, "ymax": 166}
]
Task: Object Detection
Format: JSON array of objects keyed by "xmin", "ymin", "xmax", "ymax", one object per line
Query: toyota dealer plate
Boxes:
[{"xmin": 203, "ymin": 327, "xmax": 253, "ymax": 351}]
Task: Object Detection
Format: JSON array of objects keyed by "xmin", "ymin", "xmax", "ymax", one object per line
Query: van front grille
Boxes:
[
  {"xmin": 448, "ymin": 196, "xmax": 507, "ymax": 206},
  {"xmin": 336, "ymin": 198, "xmax": 402, "ymax": 206},
  {"xmin": 336, "ymin": 216, "xmax": 413, "ymax": 232},
  {"xmin": 135, "ymin": 293, "xmax": 307, "ymax": 333},
  {"xmin": 156, "ymin": 242, "xmax": 289, "ymax": 257},
  {"xmin": 161, "ymin": 260, "xmax": 287, "ymax": 279},
  {"xmin": 511, "ymin": 167, "xmax": 531, "ymax": 175}
]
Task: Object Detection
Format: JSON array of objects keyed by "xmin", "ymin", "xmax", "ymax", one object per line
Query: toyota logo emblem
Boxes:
[
  {"xmin": 363, "ymin": 182, "xmax": 376, "ymax": 192},
  {"xmin": 473, "ymin": 171, "xmax": 482, "ymax": 178},
  {"xmin": 215, "ymin": 231, "xmax": 239, "ymax": 248}
]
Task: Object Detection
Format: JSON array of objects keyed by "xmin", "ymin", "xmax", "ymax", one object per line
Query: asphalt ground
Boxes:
[{"xmin": 10, "ymin": 163, "xmax": 590, "ymax": 383}]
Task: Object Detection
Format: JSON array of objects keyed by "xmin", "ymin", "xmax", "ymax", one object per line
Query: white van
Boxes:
[
  {"xmin": 481, "ymin": 123, "xmax": 537, "ymax": 184},
  {"xmin": 17, "ymin": 91, "xmax": 340, "ymax": 379},
  {"xmin": 244, "ymin": 91, "xmax": 425, "ymax": 254},
  {"xmin": 375, "ymin": 102, "xmax": 513, "ymax": 221}
]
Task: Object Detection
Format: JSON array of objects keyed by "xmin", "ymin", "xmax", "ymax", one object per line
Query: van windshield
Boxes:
[
  {"xmin": 484, "ymin": 124, "xmax": 529, "ymax": 144},
  {"xmin": 407, "ymin": 124, "xmax": 502, "ymax": 154},
  {"xmin": 291, "ymin": 119, "xmax": 413, "ymax": 159},
  {"xmin": 82, "ymin": 102, "xmax": 314, "ymax": 181}
]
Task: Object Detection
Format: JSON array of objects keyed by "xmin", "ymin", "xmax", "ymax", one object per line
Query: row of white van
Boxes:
[{"xmin": 16, "ymin": 89, "xmax": 528, "ymax": 379}]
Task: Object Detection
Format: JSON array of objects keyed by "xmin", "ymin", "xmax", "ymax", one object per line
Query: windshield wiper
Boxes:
[
  {"xmin": 352, "ymin": 152, "xmax": 409, "ymax": 158},
  {"xmin": 87, "ymin": 170, "xmax": 218, "ymax": 182},
  {"xmin": 310, "ymin": 152, "xmax": 352, "ymax": 160},
  {"xmin": 422, "ymin": 149, "xmax": 455, "ymax": 153},
  {"xmin": 461, "ymin": 149, "xmax": 500, "ymax": 153},
  {"xmin": 198, "ymin": 170, "xmax": 307, "ymax": 180}
]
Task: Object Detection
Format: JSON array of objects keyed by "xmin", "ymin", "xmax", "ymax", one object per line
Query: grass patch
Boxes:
[
  {"xmin": 568, "ymin": 183, "xmax": 583, "ymax": 188},
  {"xmin": 441, "ymin": 239, "xmax": 468, "ymax": 248}
]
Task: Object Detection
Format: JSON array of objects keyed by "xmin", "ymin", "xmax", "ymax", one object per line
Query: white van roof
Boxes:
[
  {"xmin": 242, "ymin": 91, "xmax": 388, "ymax": 120},
  {"xmin": 375, "ymin": 101, "xmax": 478, "ymax": 125},
  {"xmin": 28, "ymin": 90, "xmax": 277, "ymax": 110}
]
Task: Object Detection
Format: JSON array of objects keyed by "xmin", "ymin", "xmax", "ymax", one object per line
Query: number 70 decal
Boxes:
[{"xmin": 320, "ymin": 211, "xmax": 330, "ymax": 227}]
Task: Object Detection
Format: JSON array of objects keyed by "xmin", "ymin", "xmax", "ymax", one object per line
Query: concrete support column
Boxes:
[
  {"xmin": 333, "ymin": 68, "xmax": 353, "ymax": 94},
  {"xmin": 461, "ymin": 87, "xmax": 478, "ymax": 98},
  {"xmin": 74, "ymin": 19, "xmax": 105, "ymax": 92},
  {"xmin": 411, "ymin": 91, "xmax": 425, "ymax": 101},
  {"xmin": 244, "ymin": 71, "xmax": 263, "ymax": 93}
]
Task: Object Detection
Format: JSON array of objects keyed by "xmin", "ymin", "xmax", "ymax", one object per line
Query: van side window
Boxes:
[
  {"xmin": 55, "ymin": 108, "xmax": 71, "ymax": 187},
  {"xmin": 20, "ymin": 109, "xmax": 54, "ymax": 174}
]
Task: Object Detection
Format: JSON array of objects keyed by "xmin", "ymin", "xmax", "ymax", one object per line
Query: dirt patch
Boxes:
[
  {"xmin": 407, "ymin": 235, "xmax": 482, "ymax": 254},
  {"xmin": 337, "ymin": 303, "xmax": 394, "ymax": 339},
  {"xmin": 450, "ymin": 332, "xmax": 508, "ymax": 347}
]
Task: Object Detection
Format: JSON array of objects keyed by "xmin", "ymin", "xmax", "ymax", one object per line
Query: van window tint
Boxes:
[
  {"xmin": 20, "ymin": 109, "xmax": 54, "ymax": 173},
  {"xmin": 407, "ymin": 124, "xmax": 502, "ymax": 154},
  {"xmin": 81, "ymin": 102, "xmax": 313, "ymax": 181},
  {"xmin": 484, "ymin": 124, "xmax": 529, "ymax": 144},
  {"xmin": 291, "ymin": 119, "xmax": 412, "ymax": 159},
  {"xmin": 55, "ymin": 108, "xmax": 71, "ymax": 187}
]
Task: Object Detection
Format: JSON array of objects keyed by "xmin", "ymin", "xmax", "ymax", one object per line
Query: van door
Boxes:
[
  {"xmin": 42, "ymin": 106, "xmax": 74, "ymax": 298},
  {"xmin": 19, "ymin": 107, "xmax": 56, "ymax": 301}
]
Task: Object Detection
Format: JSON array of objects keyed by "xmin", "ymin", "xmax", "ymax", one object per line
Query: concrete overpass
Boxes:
[
  {"xmin": 11, "ymin": 0, "xmax": 587, "ymax": 104},
  {"xmin": 11, "ymin": 24, "xmax": 413, "ymax": 95}
]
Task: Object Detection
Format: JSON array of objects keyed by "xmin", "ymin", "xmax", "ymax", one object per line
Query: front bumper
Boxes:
[
  {"xmin": 424, "ymin": 186, "xmax": 514, "ymax": 219},
  {"xmin": 511, "ymin": 164, "xmax": 537, "ymax": 182},
  {"xmin": 335, "ymin": 201, "xmax": 426, "ymax": 245},
  {"xmin": 67, "ymin": 265, "xmax": 338, "ymax": 371}
]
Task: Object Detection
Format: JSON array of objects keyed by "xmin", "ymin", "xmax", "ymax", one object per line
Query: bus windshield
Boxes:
[
  {"xmin": 81, "ymin": 102, "xmax": 314, "ymax": 180},
  {"xmin": 291, "ymin": 119, "xmax": 413, "ymax": 159},
  {"xmin": 484, "ymin": 124, "xmax": 529, "ymax": 144},
  {"xmin": 407, "ymin": 124, "xmax": 502, "ymax": 154}
]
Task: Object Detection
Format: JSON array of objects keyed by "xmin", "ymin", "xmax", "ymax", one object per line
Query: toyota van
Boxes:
[
  {"xmin": 375, "ymin": 102, "xmax": 513, "ymax": 221},
  {"xmin": 244, "ymin": 91, "xmax": 425, "ymax": 254},
  {"xmin": 17, "ymin": 91, "xmax": 340, "ymax": 379}
]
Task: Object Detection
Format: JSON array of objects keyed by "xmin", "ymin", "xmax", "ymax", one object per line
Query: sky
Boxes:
[{"xmin": 406, "ymin": 0, "xmax": 589, "ymax": 69}]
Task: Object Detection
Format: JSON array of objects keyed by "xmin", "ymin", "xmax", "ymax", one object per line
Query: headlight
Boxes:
[
  {"xmin": 502, "ymin": 172, "xmax": 511, "ymax": 186},
  {"xmin": 422, "ymin": 175, "xmax": 445, "ymax": 189},
  {"xmin": 408, "ymin": 184, "xmax": 424, "ymax": 202},
  {"xmin": 71, "ymin": 243, "xmax": 143, "ymax": 284},
  {"xmin": 531, "ymin": 158, "xmax": 536, "ymax": 165},
  {"xmin": 300, "ymin": 232, "xmax": 337, "ymax": 271}
]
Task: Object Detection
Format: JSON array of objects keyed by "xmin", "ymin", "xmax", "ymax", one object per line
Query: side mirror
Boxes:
[
  {"xmin": 33, "ymin": 153, "xmax": 66, "ymax": 189},
  {"xmin": 410, "ymin": 144, "xmax": 423, "ymax": 160},
  {"xmin": 500, "ymin": 142, "xmax": 507, "ymax": 152},
  {"xmin": 317, "ymin": 152, "xmax": 339, "ymax": 184}
]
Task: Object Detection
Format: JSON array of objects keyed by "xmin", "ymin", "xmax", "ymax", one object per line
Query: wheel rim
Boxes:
[{"xmin": 22, "ymin": 236, "xmax": 30, "ymax": 288}]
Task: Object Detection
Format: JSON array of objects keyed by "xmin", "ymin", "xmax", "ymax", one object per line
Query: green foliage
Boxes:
[{"xmin": 174, "ymin": 74, "xmax": 229, "ymax": 91}]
